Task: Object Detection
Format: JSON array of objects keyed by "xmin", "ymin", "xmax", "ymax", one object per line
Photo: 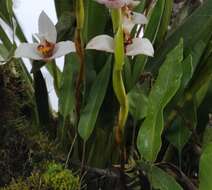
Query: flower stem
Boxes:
[
  {"xmin": 75, "ymin": 0, "xmax": 85, "ymax": 121},
  {"xmin": 111, "ymin": 9, "xmax": 129, "ymax": 146}
]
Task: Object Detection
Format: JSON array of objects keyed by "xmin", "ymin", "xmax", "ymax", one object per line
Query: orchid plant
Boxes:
[
  {"xmin": 15, "ymin": 11, "xmax": 76, "ymax": 60},
  {"xmin": 0, "ymin": 0, "xmax": 211, "ymax": 189}
]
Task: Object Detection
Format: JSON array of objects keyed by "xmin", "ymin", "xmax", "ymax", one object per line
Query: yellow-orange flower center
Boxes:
[{"xmin": 37, "ymin": 40, "xmax": 55, "ymax": 58}]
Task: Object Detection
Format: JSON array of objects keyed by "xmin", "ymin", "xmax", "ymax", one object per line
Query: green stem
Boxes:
[{"xmin": 111, "ymin": 9, "xmax": 129, "ymax": 145}]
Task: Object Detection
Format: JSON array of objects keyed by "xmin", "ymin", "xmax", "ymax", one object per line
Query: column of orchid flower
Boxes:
[{"xmin": 75, "ymin": 0, "xmax": 85, "ymax": 120}]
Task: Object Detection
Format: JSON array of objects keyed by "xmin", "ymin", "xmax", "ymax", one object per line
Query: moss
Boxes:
[
  {"xmin": 42, "ymin": 162, "xmax": 79, "ymax": 190},
  {"xmin": 1, "ymin": 163, "xmax": 79, "ymax": 190}
]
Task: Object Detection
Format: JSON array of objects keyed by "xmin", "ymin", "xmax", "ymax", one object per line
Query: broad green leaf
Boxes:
[
  {"xmin": 83, "ymin": 0, "xmax": 108, "ymax": 43},
  {"xmin": 58, "ymin": 54, "xmax": 77, "ymax": 144},
  {"xmin": 87, "ymin": 128, "xmax": 114, "ymax": 168},
  {"xmin": 203, "ymin": 127, "xmax": 212, "ymax": 149},
  {"xmin": 199, "ymin": 143, "xmax": 212, "ymax": 190},
  {"xmin": 58, "ymin": 54, "xmax": 77, "ymax": 119},
  {"xmin": 137, "ymin": 40, "xmax": 183, "ymax": 162},
  {"xmin": 166, "ymin": 118, "xmax": 192, "ymax": 152},
  {"xmin": 78, "ymin": 58, "xmax": 111, "ymax": 141},
  {"xmin": 149, "ymin": 166, "xmax": 183, "ymax": 190},
  {"xmin": 132, "ymin": 0, "xmax": 165, "ymax": 83},
  {"xmin": 127, "ymin": 86, "xmax": 148, "ymax": 121},
  {"xmin": 181, "ymin": 55, "xmax": 193, "ymax": 90}
]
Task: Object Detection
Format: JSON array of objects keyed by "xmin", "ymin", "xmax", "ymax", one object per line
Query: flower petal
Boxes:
[
  {"xmin": 123, "ymin": 12, "xmax": 147, "ymax": 33},
  {"xmin": 132, "ymin": 12, "xmax": 147, "ymax": 25},
  {"xmin": 51, "ymin": 41, "xmax": 76, "ymax": 59},
  {"xmin": 86, "ymin": 35, "xmax": 114, "ymax": 53},
  {"xmin": 126, "ymin": 38, "xmax": 154, "ymax": 56},
  {"xmin": 126, "ymin": 0, "xmax": 140, "ymax": 7},
  {"xmin": 38, "ymin": 11, "xmax": 57, "ymax": 43},
  {"xmin": 123, "ymin": 17, "xmax": 135, "ymax": 33},
  {"xmin": 14, "ymin": 43, "xmax": 43, "ymax": 60}
]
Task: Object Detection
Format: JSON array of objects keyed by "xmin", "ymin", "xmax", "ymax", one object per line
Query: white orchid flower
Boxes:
[
  {"xmin": 15, "ymin": 11, "xmax": 76, "ymax": 60},
  {"xmin": 86, "ymin": 34, "xmax": 154, "ymax": 57}
]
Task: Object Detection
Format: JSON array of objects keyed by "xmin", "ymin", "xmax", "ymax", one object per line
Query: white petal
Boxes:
[
  {"xmin": 86, "ymin": 35, "xmax": 114, "ymax": 53},
  {"xmin": 51, "ymin": 41, "xmax": 76, "ymax": 59},
  {"xmin": 123, "ymin": 17, "xmax": 135, "ymax": 33},
  {"xmin": 132, "ymin": 12, "xmax": 147, "ymax": 25},
  {"xmin": 38, "ymin": 11, "xmax": 57, "ymax": 43},
  {"xmin": 126, "ymin": 38, "xmax": 154, "ymax": 57},
  {"xmin": 126, "ymin": 0, "xmax": 140, "ymax": 7},
  {"xmin": 14, "ymin": 43, "xmax": 43, "ymax": 60}
]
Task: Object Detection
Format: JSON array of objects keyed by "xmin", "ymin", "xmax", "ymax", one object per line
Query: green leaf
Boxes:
[
  {"xmin": 132, "ymin": 0, "xmax": 166, "ymax": 83},
  {"xmin": 199, "ymin": 143, "xmax": 212, "ymax": 190},
  {"xmin": 45, "ymin": 61, "xmax": 62, "ymax": 96},
  {"xmin": 0, "ymin": 0, "xmax": 10, "ymax": 23},
  {"xmin": 0, "ymin": 25, "xmax": 12, "ymax": 49},
  {"xmin": 137, "ymin": 40, "xmax": 183, "ymax": 162},
  {"xmin": 58, "ymin": 54, "xmax": 77, "ymax": 119},
  {"xmin": 151, "ymin": 0, "xmax": 212, "ymax": 69},
  {"xmin": 155, "ymin": 0, "xmax": 173, "ymax": 46},
  {"xmin": 127, "ymin": 86, "xmax": 148, "ymax": 121},
  {"xmin": 56, "ymin": 12, "xmax": 75, "ymax": 41},
  {"xmin": 149, "ymin": 166, "xmax": 183, "ymax": 190},
  {"xmin": 6, "ymin": 0, "xmax": 13, "ymax": 17},
  {"xmin": 166, "ymin": 118, "xmax": 192, "ymax": 152},
  {"xmin": 123, "ymin": 57, "xmax": 133, "ymax": 91},
  {"xmin": 78, "ymin": 58, "xmax": 111, "ymax": 141},
  {"xmin": 83, "ymin": 0, "xmax": 108, "ymax": 43},
  {"xmin": 203, "ymin": 127, "xmax": 212, "ymax": 149},
  {"xmin": 33, "ymin": 62, "xmax": 50, "ymax": 132},
  {"xmin": 54, "ymin": 0, "xmax": 73, "ymax": 17},
  {"xmin": 58, "ymin": 54, "xmax": 77, "ymax": 144}
]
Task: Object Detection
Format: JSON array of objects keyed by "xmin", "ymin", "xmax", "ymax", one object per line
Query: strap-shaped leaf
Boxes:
[
  {"xmin": 83, "ymin": 0, "xmax": 108, "ymax": 43},
  {"xmin": 33, "ymin": 62, "xmax": 50, "ymax": 132},
  {"xmin": 199, "ymin": 143, "xmax": 212, "ymax": 190},
  {"xmin": 149, "ymin": 166, "xmax": 183, "ymax": 190},
  {"xmin": 78, "ymin": 57, "xmax": 111, "ymax": 141},
  {"xmin": 137, "ymin": 39, "xmax": 183, "ymax": 162},
  {"xmin": 57, "ymin": 54, "xmax": 77, "ymax": 144}
]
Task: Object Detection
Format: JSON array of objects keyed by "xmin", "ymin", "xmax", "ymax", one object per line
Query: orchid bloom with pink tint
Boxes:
[
  {"xmin": 86, "ymin": 35, "xmax": 154, "ymax": 57},
  {"xmin": 15, "ymin": 11, "xmax": 76, "ymax": 60}
]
